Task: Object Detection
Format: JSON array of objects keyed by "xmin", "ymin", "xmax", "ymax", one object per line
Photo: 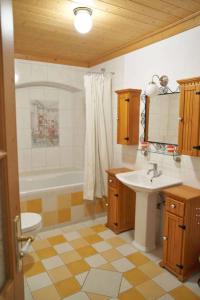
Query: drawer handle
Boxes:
[
  {"xmin": 162, "ymin": 236, "xmax": 168, "ymax": 241},
  {"xmin": 170, "ymin": 204, "xmax": 176, "ymax": 209},
  {"xmin": 109, "ymin": 179, "xmax": 113, "ymax": 183}
]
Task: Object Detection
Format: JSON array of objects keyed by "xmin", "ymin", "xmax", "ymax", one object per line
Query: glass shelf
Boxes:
[{"xmin": 137, "ymin": 148, "xmax": 181, "ymax": 157}]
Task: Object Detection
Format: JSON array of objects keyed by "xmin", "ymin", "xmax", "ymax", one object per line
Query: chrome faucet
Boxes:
[{"xmin": 147, "ymin": 162, "xmax": 162, "ymax": 180}]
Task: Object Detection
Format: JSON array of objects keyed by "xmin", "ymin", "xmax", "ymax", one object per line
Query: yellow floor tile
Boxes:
[
  {"xmin": 70, "ymin": 238, "xmax": 89, "ymax": 249},
  {"xmin": 136, "ymin": 280, "xmax": 165, "ymax": 300},
  {"xmin": 32, "ymin": 239, "xmax": 51, "ymax": 251},
  {"xmin": 170, "ymin": 285, "xmax": 200, "ymax": 300},
  {"xmin": 48, "ymin": 235, "xmax": 66, "ymax": 245},
  {"xmin": 107, "ymin": 237, "xmax": 126, "ymax": 247},
  {"xmin": 23, "ymin": 252, "xmax": 39, "ymax": 266},
  {"xmin": 78, "ymin": 227, "xmax": 96, "ymax": 237},
  {"xmin": 67, "ymin": 259, "xmax": 90, "ymax": 275},
  {"xmin": 48, "ymin": 265, "xmax": 72, "ymax": 283},
  {"xmin": 24, "ymin": 261, "xmax": 45, "ymax": 277},
  {"xmin": 138, "ymin": 261, "xmax": 163, "ymax": 278},
  {"xmin": 32, "ymin": 284, "xmax": 60, "ymax": 300},
  {"xmin": 36, "ymin": 247, "xmax": 57, "ymax": 259},
  {"xmin": 87, "ymin": 292, "xmax": 109, "ymax": 300},
  {"xmin": 119, "ymin": 287, "xmax": 146, "ymax": 300},
  {"xmin": 127, "ymin": 252, "xmax": 150, "ymax": 266},
  {"xmin": 91, "ymin": 224, "xmax": 107, "ymax": 233},
  {"xmin": 124, "ymin": 268, "xmax": 149, "ymax": 286},
  {"xmin": 55, "ymin": 277, "xmax": 81, "ymax": 298},
  {"xmin": 60, "ymin": 250, "xmax": 82, "ymax": 264},
  {"xmin": 101, "ymin": 248, "xmax": 123, "ymax": 262},
  {"xmin": 85, "ymin": 235, "xmax": 103, "ymax": 244},
  {"xmin": 99, "ymin": 263, "xmax": 117, "ymax": 272},
  {"xmin": 77, "ymin": 245, "xmax": 97, "ymax": 257}
]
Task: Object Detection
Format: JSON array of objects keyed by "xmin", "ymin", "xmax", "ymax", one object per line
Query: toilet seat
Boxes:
[{"xmin": 21, "ymin": 212, "xmax": 42, "ymax": 233}]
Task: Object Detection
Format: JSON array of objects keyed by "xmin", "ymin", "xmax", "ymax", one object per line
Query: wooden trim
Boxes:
[
  {"xmin": 0, "ymin": 151, "xmax": 6, "ymax": 160},
  {"xmin": 89, "ymin": 11, "xmax": 200, "ymax": 67},
  {"xmin": 177, "ymin": 77, "xmax": 200, "ymax": 85},
  {"xmin": 115, "ymin": 89, "xmax": 141, "ymax": 94},
  {"xmin": 15, "ymin": 52, "xmax": 90, "ymax": 68}
]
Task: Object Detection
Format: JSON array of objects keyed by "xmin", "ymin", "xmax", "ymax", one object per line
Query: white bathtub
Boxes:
[{"xmin": 20, "ymin": 170, "xmax": 83, "ymax": 197}]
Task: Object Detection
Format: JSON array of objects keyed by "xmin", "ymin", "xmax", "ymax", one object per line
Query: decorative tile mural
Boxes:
[{"xmin": 31, "ymin": 100, "xmax": 59, "ymax": 147}]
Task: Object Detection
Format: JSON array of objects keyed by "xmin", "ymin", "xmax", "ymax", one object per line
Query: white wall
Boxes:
[
  {"xmin": 91, "ymin": 26, "xmax": 200, "ymax": 189},
  {"xmin": 15, "ymin": 60, "xmax": 86, "ymax": 173}
]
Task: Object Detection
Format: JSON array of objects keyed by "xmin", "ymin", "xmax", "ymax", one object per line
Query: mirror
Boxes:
[{"xmin": 145, "ymin": 93, "xmax": 180, "ymax": 145}]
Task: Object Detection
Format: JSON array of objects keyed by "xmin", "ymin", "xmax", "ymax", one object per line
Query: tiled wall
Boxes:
[
  {"xmin": 91, "ymin": 26, "xmax": 200, "ymax": 189},
  {"xmin": 15, "ymin": 60, "xmax": 86, "ymax": 173},
  {"xmin": 21, "ymin": 191, "xmax": 106, "ymax": 228}
]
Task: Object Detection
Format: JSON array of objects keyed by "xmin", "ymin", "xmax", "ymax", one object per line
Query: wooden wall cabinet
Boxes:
[
  {"xmin": 178, "ymin": 77, "xmax": 200, "ymax": 156},
  {"xmin": 115, "ymin": 89, "xmax": 141, "ymax": 145},
  {"xmin": 161, "ymin": 185, "xmax": 200, "ymax": 281},
  {"xmin": 106, "ymin": 168, "xmax": 135, "ymax": 234}
]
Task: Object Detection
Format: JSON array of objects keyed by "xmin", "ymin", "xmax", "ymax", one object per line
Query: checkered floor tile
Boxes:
[{"xmin": 24, "ymin": 217, "xmax": 200, "ymax": 300}]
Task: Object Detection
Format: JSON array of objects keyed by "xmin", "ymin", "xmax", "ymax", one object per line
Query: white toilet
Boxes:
[{"xmin": 21, "ymin": 212, "xmax": 42, "ymax": 237}]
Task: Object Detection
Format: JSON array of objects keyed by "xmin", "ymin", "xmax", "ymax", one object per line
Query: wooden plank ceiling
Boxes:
[{"xmin": 13, "ymin": 0, "xmax": 200, "ymax": 67}]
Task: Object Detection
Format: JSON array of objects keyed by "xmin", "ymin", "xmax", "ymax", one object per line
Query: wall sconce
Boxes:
[
  {"xmin": 73, "ymin": 7, "xmax": 93, "ymax": 34},
  {"xmin": 145, "ymin": 74, "xmax": 170, "ymax": 96}
]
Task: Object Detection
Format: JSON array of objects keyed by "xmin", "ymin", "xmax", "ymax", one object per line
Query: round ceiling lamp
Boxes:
[{"xmin": 73, "ymin": 7, "xmax": 93, "ymax": 34}]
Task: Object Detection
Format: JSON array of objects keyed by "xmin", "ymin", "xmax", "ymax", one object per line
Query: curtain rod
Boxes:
[{"xmin": 86, "ymin": 68, "xmax": 115, "ymax": 75}]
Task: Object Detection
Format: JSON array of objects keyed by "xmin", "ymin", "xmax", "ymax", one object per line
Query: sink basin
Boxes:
[
  {"xmin": 116, "ymin": 169, "xmax": 182, "ymax": 252},
  {"xmin": 116, "ymin": 170, "xmax": 182, "ymax": 192}
]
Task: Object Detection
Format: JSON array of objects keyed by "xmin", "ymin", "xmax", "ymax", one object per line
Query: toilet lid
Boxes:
[{"xmin": 21, "ymin": 213, "xmax": 42, "ymax": 233}]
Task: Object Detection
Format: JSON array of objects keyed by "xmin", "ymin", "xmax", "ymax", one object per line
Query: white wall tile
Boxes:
[
  {"xmin": 31, "ymin": 148, "xmax": 46, "ymax": 169},
  {"xmin": 31, "ymin": 63, "xmax": 48, "ymax": 81},
  {"xmin": 46, "ymin": 147, "xmax": 60, "ymax": 168}
]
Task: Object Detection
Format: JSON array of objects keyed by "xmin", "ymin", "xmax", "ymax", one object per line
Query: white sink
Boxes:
[
  {"xmin": 116, "ymin": 170, "xmax": 182, "ymax": 192},
  {"xmin": 116, "ymin": 169, "xmax": 182, "ymax": 252}
]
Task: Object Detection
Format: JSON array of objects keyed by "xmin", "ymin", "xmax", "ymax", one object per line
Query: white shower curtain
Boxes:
[{"xmin": 84, "ymin": 73, "xmax": 113, "ymax": 200}]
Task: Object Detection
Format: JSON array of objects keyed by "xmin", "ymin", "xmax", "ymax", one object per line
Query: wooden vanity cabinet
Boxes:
[
  {"xmin": 161, "ymin": 185, "xmax": 200, "ymax": 281},
  {"xmin": 115, "ymin": 89, "xmax": 141, "ymax": 145},
  {"xmin": 177, "ymin": 77, "xmax": 200, "ymax": 156},
  {"xmin": 106, "ymin": 168, "xmax": 135, "ymax": 234}
]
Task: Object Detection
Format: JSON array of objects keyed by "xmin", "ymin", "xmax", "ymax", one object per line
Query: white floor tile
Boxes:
[
  {"xmin": 42, "ymin": 255, "xmax": 64, "ymax": 270},
  {"xmin": 184, "ymin": 272, "xmax": 200, "ymax": 297},
  {"xmin": 119, "ymin": 277, "xmax": 133, "ymax": 293},
  {"xmin": 116, "ymin": 244, "xmax": 137, "ymax": 256},
  {"xmin": 63, "ymin": 292, "xmax": 90, "ymax": 300},
  {"xmin": 24, "ymin": 279, "xmax": 33, "ymax": 300},
  {"xmin": 85, "ymin": 254, "xmax": 107, "ymax": 268},
  {"xmin": 153, "ymin": 271, "xmax": 181, "ymax": 292},
  {"xmin": 82, "ymin": 268, "xmax": 122, "ymax": 298},
  {"xmin": 75, "ymin": 271, "xmax": 89, "ymax": 286},
  {"xmin": 26, "ymin": 272, "xmax": 52, "ymax": 291},
  {"xmin": 54, "ymin": 242, "xmax": 73, "ymax": 254},
  {"xmin": 92, "ymin": 241, "xmax": 112, "ymax": 253},
  {"xmin": 111, "ymin": 258, "xmax": 135, "ymax": 273},
  {"xmin": 64, "ymin": 231, "xmax": 81, "ymax": 241},
  {"xmin": 98, "ymin": 230, "xmax": 116, "ymax": 240}
]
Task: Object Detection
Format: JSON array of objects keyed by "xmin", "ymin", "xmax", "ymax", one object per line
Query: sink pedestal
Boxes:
[{"xmin": 132, "ymin": 191, "xmax": 158, "ymax": 252}]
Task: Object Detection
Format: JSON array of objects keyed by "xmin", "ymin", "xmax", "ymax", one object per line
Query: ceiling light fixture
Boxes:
[{"xmin": 73, "ymin": 7, "xmax": 93, "ymax": 34}]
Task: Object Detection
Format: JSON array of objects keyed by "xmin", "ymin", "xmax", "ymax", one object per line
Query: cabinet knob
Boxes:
[
  {"xmin": 170, "ymin": 204, "xmax": 176, "ymax": 209},
  {"xmin": 124, "ymin": 137, "xmax": 129, "ymax": 141},
  {"xmin": 109, "ymin": 179, "xmax": 113, "ymax": 183},
  {"xmin": 178, "ymin": 117, "xmax": 183, "ymax": 122},
  {"xmin": 114, "ymin": 222, "xmax": 118, "ymax": 226},
  {"xmin": 114, "ymin": 194, "xmax": 119, "ymax": 197},
  {"xmin": 162, "ymin": 236, "xmax": 168, "ymax": 240}
]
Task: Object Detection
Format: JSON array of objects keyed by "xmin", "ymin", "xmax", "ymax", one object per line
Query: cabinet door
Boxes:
[
  {"xmin": 107, "ymin": 186, "xmax": 118, "ymax": 229},
  {"xmin": 163, "ymin": 212, "xmax": 184, "ymax": 274},
  {"xmin": 179, "ymin": 84, "xmax": 200, "ymax": 156},
  {"xmin": 117, "ymin": 92, "xmax": 129, "ymax": 145},
  {"xmin": 117, "ymin": 182, "xmax": 135, "ymax": 231}
]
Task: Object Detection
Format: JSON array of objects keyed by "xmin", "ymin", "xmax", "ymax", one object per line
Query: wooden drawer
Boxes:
[
  {"xmin": 166, "ymin": 197, "xmax": 184, "ymax": 217},
  {"xmin": 108, "ymin": 175, "xmax": 118, "ymax": 188}
]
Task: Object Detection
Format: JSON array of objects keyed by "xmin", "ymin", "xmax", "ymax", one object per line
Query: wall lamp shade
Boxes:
[
  {"xmin": 145, "ymin": 74, "xmax": 169, "ymax": 96},
  {"xmin": 145, "ymin": 82, "xmax": 159, "ymax": 96},
  {"xmin": 73, "ymin": 7, "xmax": 93, "ymax": 34}
]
